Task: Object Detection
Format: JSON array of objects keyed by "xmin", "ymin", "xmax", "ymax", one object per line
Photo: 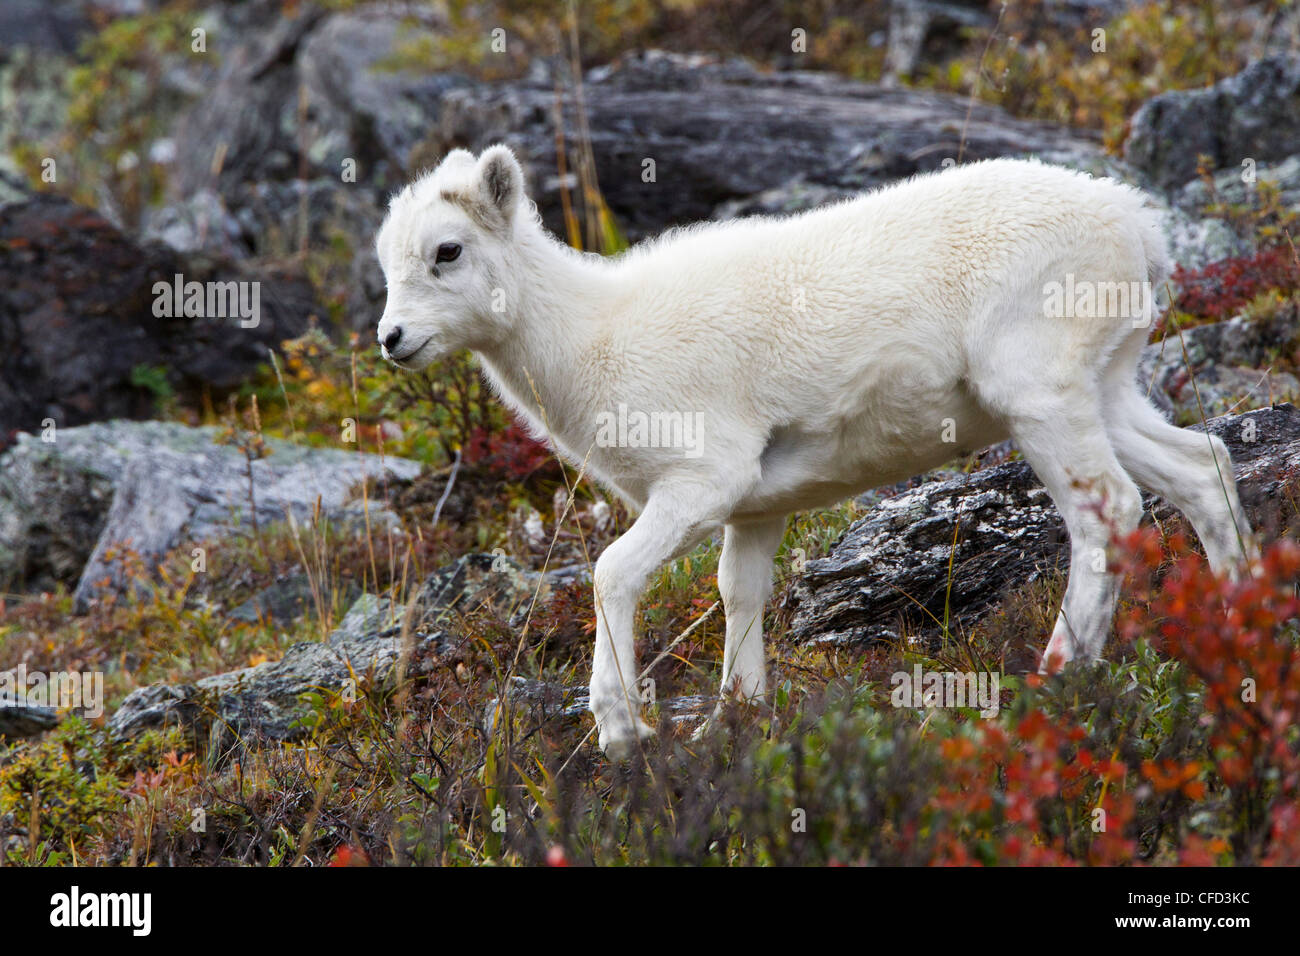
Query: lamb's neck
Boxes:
[{"xmin": 476, "ymin": 241, "xmax": 609, "ymax": 440}]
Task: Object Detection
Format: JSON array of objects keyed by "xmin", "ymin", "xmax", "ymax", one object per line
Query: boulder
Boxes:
[
  {"xmin": 483, "ymin": 677, "xmax": 710, "ymax": 736},
  {"xmin": 1125, "ymin": 54, "xmax": 1300, "ymax": 193},
  {"xmin": 107, "ymin": 553, "xmax": 560, "ymax": 747},
  {"xmin": 433, "ymin": 49, "xmax": 1104, "ymax": 242},
  {"xmin": 1176, "ymin": 153, "xmax": 1300, "ymax": 217},
  {"xmin": 0, "ymin": 697, "xmax": 59, "ymax": 740},
  {"xmin": 0, "ymin": 195, "xmax": 318, "ymax": 447},
  {"xmin": 786, "ymin": 404, "xmax": 1300, "ymax": 646},
  {"xmin": 164, "ymin": 4, "xmax": 465, "ymax": 202},
  {"xmin": 1138, "ymin": 305, "xmax": 1300, "ymax": 422},
  {"xmin": 0, "ymin": 420, "xmax": 422, "ymax": 606}
]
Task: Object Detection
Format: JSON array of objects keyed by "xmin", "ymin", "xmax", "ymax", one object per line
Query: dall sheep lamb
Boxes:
[{"xmin": 375, "ymin": 145, "xmax": 1256, "ymax": 759}]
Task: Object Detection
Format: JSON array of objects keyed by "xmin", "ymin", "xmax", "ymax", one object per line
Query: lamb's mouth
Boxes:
[{"xmin": 385, "ymin": 336, "xmax": 437, "ymax": 370}]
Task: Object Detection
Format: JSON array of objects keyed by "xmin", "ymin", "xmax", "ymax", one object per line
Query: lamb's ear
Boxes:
[
  {"xmin": 438, "ymin": 148, "xmax": 476, "ymax": 172},
  {"xmin": 476, "ymin": 145, "xmax": 523, "ymax": 223}
]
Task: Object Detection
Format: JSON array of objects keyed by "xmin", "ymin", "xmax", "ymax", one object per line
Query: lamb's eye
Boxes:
[{"xmin": 435, "ymin": 242, "xmax": 461, "ymax": 264}]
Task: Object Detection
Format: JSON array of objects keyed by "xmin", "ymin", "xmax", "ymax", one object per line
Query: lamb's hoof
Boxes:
[
  {"xmin": 690, "ymin": 695, "xmax": 767, "ymax": 743},
  {"xmin": 598, "ymin": 719, "xmax": 655, "ymax": 761},
  {"xmin": 1038, "ymin": 640, "xmax": 1074, "ymax": 676},
  {"xmin": 689, "ymin": 709, "xmax": 720, "ymax": 743}
]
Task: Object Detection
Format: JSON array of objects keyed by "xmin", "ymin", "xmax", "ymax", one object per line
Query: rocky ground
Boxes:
[{"xmin": 1, "ymin": 0, "xmax": 1299, "ymax": 866}]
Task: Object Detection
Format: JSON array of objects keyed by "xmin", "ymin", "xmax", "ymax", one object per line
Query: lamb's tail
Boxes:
[
  {"xmin": 1138, "ymin": 205, "xmax": 1173, "ymax": 288},
  {"xmin": 1134, "ymin": 200, "xmax": 1173, "ymax": 331}
]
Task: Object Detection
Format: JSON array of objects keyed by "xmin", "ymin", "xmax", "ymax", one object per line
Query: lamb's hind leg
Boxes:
[
  {"xmin": 590, "ymin": 483, "xmax": 726, "ymax": 760},
  {"xmin": 1105, "ymin": 388, "xmax": 1256, "ymax": 574},
  {"xmin": 717, "ymin": 517, "xmax": 786, "ymax": 701},
  {"xmin": 1004, "ymin": 393, "xmax": 1144, "ymax": 670},
  {"xmin": 692, "ymin": 516, "xmax": 786, "ymax": 740}
]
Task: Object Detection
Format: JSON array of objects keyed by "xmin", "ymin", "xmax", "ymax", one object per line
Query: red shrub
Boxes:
[
  {"xmin": 1172, "ymin": 246, "xmax": 1300, "ymax": 321},
  {"xmin": 462, "ymin": 421, "xmax": 558, "ymax": 482}
]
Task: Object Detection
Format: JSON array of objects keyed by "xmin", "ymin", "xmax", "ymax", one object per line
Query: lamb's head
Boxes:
[{"xmin": 375, "ymin": 145, "xmax": 526, "ymax": 370}]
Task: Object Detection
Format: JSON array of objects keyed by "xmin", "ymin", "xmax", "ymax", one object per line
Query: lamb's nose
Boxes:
[{"xmin": 383, "ymin": 326, "xmax": 403, "ymax": 352}]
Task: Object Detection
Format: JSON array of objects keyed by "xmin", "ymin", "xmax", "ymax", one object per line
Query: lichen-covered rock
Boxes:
[
  {"xmin": 229, "ymin": 574, "xmax": 362, "ymax": 626},
  {"xmin": 0, "ymin": 420, "xmax": 421, "ymax": 607},
  {"xmin": 106, "ymin": 553, "xmax": 553, "ymax": 748},
  {"xmin": 0, "ymin": 696, "xmax": 58, "ymax": 740},
  {"xmin": 786, "ymin": 404, "xmax": 1300, "ymax": 646},
  {"xmin": 0, "ymin": 195, "xmax": 317, "ymax": 444},
  {"xmin": 482, "ymin": 677, "xmax": 710, "ymax": 736},
  {"xmin": 1138, "ymin": 305, "xmax": 1300, "ymax": 421},
  {"xmin": 107, "ymin": 592, "xmax": 412, "ymax": 747},
  {"xmin": 434, "ymin": 49, "xmax": 1103, "ymax": 242},
  {"xmin": 1125, "ymin": 54, "xmax": 1300, "ymax": 193},
  {"xmin": 1177, "ymin": 154, "xmax": 1300, "ymax": 217}
]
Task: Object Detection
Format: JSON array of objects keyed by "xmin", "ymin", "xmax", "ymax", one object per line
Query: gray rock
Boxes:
[
  {"xmin": 165, "ymin": 6, "xmax": 328, "ymax": 199},
  {"xmin": 1125, "ymin": 54, "xmax": 1300, "ymax": 193},
  {"xmin": 0, "ymin": 696, "xmax": 59, "ymax": 740},
  {"xmin": 0, "ymin": 440, "xmax": 114, "ymax": 594},
  {"xmin": 0, "ymin": 420, "xmax": 421, "ymax": 607},
  {"xmin": 0, "ymin": 0, "xmax": 90, "ymax": 55},
  {"xmin": 786, "ymin": 404, "xmax": 1300, "ymax": 646},
  {"xmin": 166, "ymin": 4, "xmax": 464, "ymax": 201},
  {"xmin": 1151, "ymin": 197, "xmax": 1252, "ymax": 271},
  {"xmin": 434, "ymin": 49, "xmax": 1103, "ymax": 242},
  {"xmin": 0, "ymin": 195, "xmax": 318, "ymax": 441},
  {"xmin": 1138, "ymin": 305, "xmax": 1300, "ymax": 421},
  {"xmin": 1177, "ymin": 153, "xmax": 1300, "ymax": 216},
  {"xmin": 107, "ymin": 553, "xmax": 543, "ymax": 747},
  {"xmin": 295, "ymin": 9, "xmax": 468, "ymax": 185},
  {"xmin": 483, "ymin": 676, "xmax": 710, "ymax": 735},
  {"xmin": 229, "ymin": 573, "xmax": 362, "ymax": 626},
  {"xmin": 884, "ymin": 0, "xmax": 991, "ymax": 81}
]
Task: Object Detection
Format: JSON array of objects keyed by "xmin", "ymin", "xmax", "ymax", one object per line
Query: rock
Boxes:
[
  {"xmin": 1138, "ymin": 306, "xmax": 1300, "ymax": 421},
  {"xmin": 0, "ymin": 420, "xmax": 422, "ymax": 607},
  {"xmin": 409, "ymin": 551, "xmax": 541, "ymax": 631},
  {"xmin": 0, "ymin": 440, "xmax": 113, "ymax": 593},
  {"xmin": 0, "ymin": 0, "xmax": 91, "ymax": 54},
  {"xmin": 1177, "ymin": 153, "xmax": 1300, "ymax": 217},
  {"xmin": 482, "ymin": 677, "xmax": 710, "ymax": 735},
  {"xmin": 434, "ymin": 49, "xmax": 1103, "ymax": 242},
  {"xmin": 108, "ymin": 592, "xmax": 410, "ymax": 746},
  {"xmin": 1150, "ymin": 196, "xmax": 1253, "ymax": 271},
  {"xmin": 149, "ymin": 5, "xmax": 468, "ymax": 329},
  {"xmin": 786, "ymin": 404, "xmax": 1300, "ymax": 646},
  {"xmin": 0, "ymin": 195, "xmax": 318, "ymax": 446},
  {"xmin": 107, "ymin": 553, "xmax": 546, "ymax": 747},
  {"xmin": 294, "ymin": 8, "xmax": 467, "ymax": 188},
  {"xmin": 0, "ymin": 697, "xmax": 59, "ymax": 740},
  {"xmin": 229, "ymin": 574, "xmax": 362, "ymax": 626},
  {"xmin": 1125, "ymin": 54, "xmax": 1300, "ymax": 193},
  {"xmin": 884, "ymin": 0, "xmax": 991, "ymax": 81},
  {"xmin": 165, "ymin": 5, "xmax": 328, "ymax": 199},
  {"xmin": 164, "ymin": 3, "xmax": 464, "ymax": 202},
  {"xmin": 884, "ymin": 1, "xmax": 1135, "ymax": 81}
]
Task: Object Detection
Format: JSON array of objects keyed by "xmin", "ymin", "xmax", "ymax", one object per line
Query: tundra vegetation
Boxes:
[{"xmin": 0, "ymin": 0, "xmax": 1298, "ymax": 866}]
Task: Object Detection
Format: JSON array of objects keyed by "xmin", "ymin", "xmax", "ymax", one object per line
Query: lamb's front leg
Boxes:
[{"xmin": 590, "ymin": 489, "xmax": 719, "ymax": 760}]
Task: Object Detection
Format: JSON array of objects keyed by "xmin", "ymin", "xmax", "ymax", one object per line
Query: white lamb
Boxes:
[{"xmin": 375, "ymin": 145, "xmax": 1255, "ymax": 759}]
